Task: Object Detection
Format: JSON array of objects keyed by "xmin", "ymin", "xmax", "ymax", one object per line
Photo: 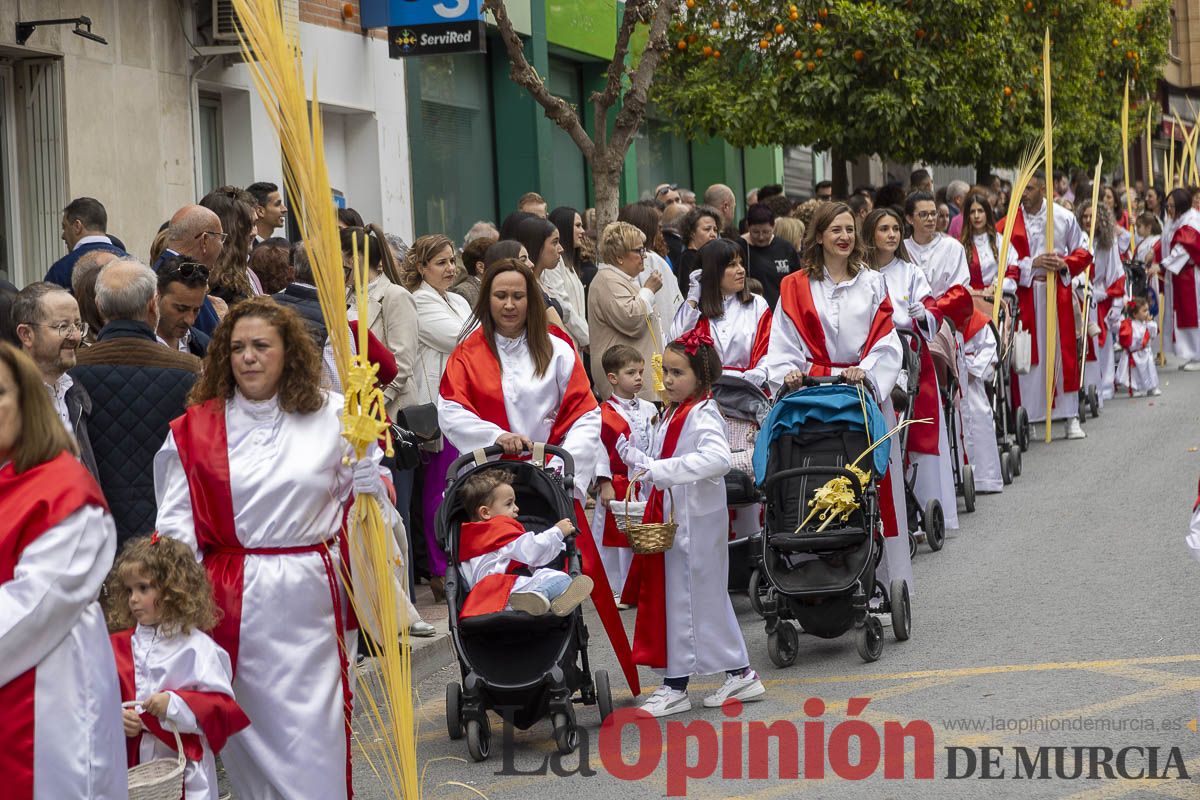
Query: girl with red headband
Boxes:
[{"xmin": 617, "ymin": 329, "xmax": 765, "ymax": 718}]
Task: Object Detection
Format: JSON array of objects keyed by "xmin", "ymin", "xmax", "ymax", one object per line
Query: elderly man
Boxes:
[
  {"xmin": 655, "ymin": 183, "xmax": 682, "ymax": 208},
  {"xmin": 12, "ymin": 282, "xmax": 99, "ymax": 478},
  {"xmin": 703, "ymin": 183, "xmax": 737, "ymax": 232},
  {"xmin": 154, "ymin": 254, "xmax": 212, "ymax": 357},
  {"xmin": 44, "ymin": 197, "xmax": 127, "ymax": 289},
  {"xmin": 72, "ymin": 259, "xmax": 201, "ymax": 544},
  {"xmin": 661, "ymin": 201, "xmax": 689, "ymax": 269},
  {"xmin": 945, "ymin": 179, "xmax": 972, "ymax": 238},
  {"xmin": 156, "ymin": 204, "xmax": 227, "ymax": 335}
]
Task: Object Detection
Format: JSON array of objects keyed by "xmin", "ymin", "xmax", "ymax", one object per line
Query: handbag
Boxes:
[
  {"xmin": 400, "ymin": 403, "xmax": 440, "ymax": 443},
  {"xmin": 1011, "ymin": 328, "xmax": 1033, "ymax": 374},
  {"xmin": 386, "ymin": 423, "xmax": 422, "ymax": 471}
]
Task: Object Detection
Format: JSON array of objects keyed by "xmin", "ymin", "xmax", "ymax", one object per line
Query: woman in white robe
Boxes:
[
  {"xmin": 437, "ymin": 257, "xmax": 640, "ymax": 695},
  {"xmin": 0, "ymin": 343, "xmax": 126, "ymax": 800},
  {"xmin": 761, "ymin": 203, "xmax": 914, "ymax": 597},
  {"xmin": 960, "ymin": 312, "xmax": 1002, "ymax": 492},
  {"xmin": 866, "ymin": 207, "xmax": 961, "ymax": 531},
  {"xmin": 1157, "ymin": 189, "xmax": 1200, "ymax": 368},
  {"xmin": 1076, "ymin": 201, "xmax": 1125, "ymax": 402},
  {"xmin": 154, "ymin": 298, "xmax": 387, "ymax": 800}
]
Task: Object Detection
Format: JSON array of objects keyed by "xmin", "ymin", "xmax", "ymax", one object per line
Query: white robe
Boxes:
[
  {"xmin": 961, "ymin": 322, "xmax": 1002, "ymax": 492},
  {"xmin": 459, "ymin": 523, "xmax": 568, "ymax": 602},
  {"xmin": 128, "ymin": 625, "xmax": 238, "ymax": 800},
  {"xmin": 877, "ymin": 258, "xmax": 959, "ymax": 530},
  {"xmin": 761, "ymin": 268, "xmax": 914, "ymax": 594},
  {"xmin": 904, "ymin": 233, "xmax": 971, "ymax": 299},
  {"xmin": 638, "ymin": 399, "xmax": 747, "ymax": 678},
  {"xmin": 542, "ymin": 261, "xmax": 590, "ymax": 348},
  {"xmin": 1083, "ymin": 244, "xmax": 1125, "ymax": 402},
  {"xmin": 1012, "ymin": 200, "xmax": 1088, "ymax": 423},
  {"xmin": 438, "ymin": 332, "xmax": 602, "ymax": 494},
  {"xmin": 971, "ymin": 233, "xmax": 1020, "ymax": 293},
  {"xmin": 0, "ymin": 505, "xmax": 126, "ymax": 800},
  {"xmin": 155, "ymin": 391, "xmax": 360, "ymax": 800},
  {"xmin": 636, "ymin": 250, "xmax": 685, "ymax": 343},
  {"xmin": 593, "ymin": 395, "xmax": 657, "ymax": 594},
  {"xmin": 1160, "ymin": 209, "xmax": 1200, "ymax": 362},
  {"xmin": 670, "ymin": 292, "xmax": 771, "ymax": 386},
  {"xmin": 1128, "ymin": 319, "xmax": 1159, "ymax": 393}
]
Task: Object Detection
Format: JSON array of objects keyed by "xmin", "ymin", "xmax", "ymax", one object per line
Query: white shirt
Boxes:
[
  {"xmin": 904, "ymin": 233, "xmax": 971, "ymax": 298},
  {"xmin": 45, "ymin": 372, "xmax": 74, "ymax": 432},
  {"xmin": 155, "ymin": 331, "xmax": 191, "ymax": 353},
  {"xmin": 670, "ymin": 290, "xmax": 771, "ymax": 384},
  {"xmin": 73, "ymin": 234, "xmax": 112, "ymax": 250}
]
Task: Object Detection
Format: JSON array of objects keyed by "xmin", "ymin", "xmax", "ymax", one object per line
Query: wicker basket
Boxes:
[
  {"xmin": 609, "ymin": 499, "xmax": 647, "ymax": 533},
  {"xmin": 621, "ymin": 478, "xmax": 676, "ymax": 555},
  {"xmin": 124, "ymin": 701, "xmax": 185, "ymax": 800}
]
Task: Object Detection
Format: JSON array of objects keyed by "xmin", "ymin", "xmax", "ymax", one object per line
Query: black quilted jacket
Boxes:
[{"xmin": 70, "ymin": 320, "xmax": 201, "ymax": 545}]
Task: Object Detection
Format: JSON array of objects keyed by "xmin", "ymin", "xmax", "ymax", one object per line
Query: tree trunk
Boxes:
[
  {"xmin": 829, "ymin": 146, "xmax": 849, "ymax": 199},
  {"xmin": 975, "ymin": 160, "xmax": 992, "ymax": 185},
  {"xmin": 592, "ymin": 149, "xmax": 623, "ymax": 232}
]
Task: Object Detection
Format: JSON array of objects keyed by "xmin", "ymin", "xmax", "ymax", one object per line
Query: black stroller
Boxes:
[
  {"xmin": 984, "ymin": 292, "xmax": 1026, "ymax": 481},
  {"xmin": 437, "ymin": 444, "xmax": 611, "ymax": 762},
  {"xmin": 712, "ymin": 375, "xmax": 771, "ymax": 595},
  {"xmin": 755, "ymin": 378, "xmax": 912, "ymax": 667},
  {"xmin": 895, "ymin": 329, "xmax": 946, "ymax": 556}
]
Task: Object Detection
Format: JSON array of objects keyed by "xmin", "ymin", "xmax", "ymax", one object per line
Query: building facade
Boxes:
[{"xmin": 0, "ymin": 1, "xmax": 782, "ymax": 287}]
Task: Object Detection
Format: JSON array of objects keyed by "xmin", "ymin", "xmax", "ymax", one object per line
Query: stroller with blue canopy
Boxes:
[{"xmin": 751, "ymin": 378, "xmax": 912, "ymax": 667}]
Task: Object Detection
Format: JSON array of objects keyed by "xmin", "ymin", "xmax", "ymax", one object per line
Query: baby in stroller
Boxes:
[{"xmin": 457, "ymin": 469, "xmax": 594, "ymax": 619}]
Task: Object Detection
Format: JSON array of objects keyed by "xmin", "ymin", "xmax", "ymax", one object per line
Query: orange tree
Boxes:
[{"xmin": 653, "ymin": 0, "xmax": 1170, "ymax": 190}]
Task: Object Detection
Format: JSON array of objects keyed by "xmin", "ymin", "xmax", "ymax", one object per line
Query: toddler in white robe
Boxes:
[
  {"xmin": 456, "ymin": 469, "xmax": 594, "ymax": 618},
  {"xmin": 1122, "ymin": 298, "xmax": 1161, "ymax": 397}
]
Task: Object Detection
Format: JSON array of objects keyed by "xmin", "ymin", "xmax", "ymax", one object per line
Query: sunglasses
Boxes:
[
  {"xmin": 164, "ymin": 261, "xmax": 210, "ymax": 281},
  {"xmin": 656, "ymin": 184, "xmax": 679, "ymax": 196}
]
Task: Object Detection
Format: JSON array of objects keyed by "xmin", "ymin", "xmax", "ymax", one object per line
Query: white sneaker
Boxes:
[
  {"xmin": 1064, "ymin": 418, "xmax": 1086, "ymax": 439},
  {"xmin": 702, "ymin": 670, "xmax": 766, "ymax": 708},
  {"xmin": 1149, "ymin": 387, "xmax": 1162, "ymax": 396},
  {"xmin": 1181, "ymin": 361, "xmax": 1200, "ymax": 372},
  {"xmin": 614, "ymin": 592, "xmax": 633, "ymax": 610},
  {"xmin": 1131, "ymin": 390, "xmax": 1147, "ymax": 398},
  {"xmin": 508, "ymin": 591, "xmax": 550, "ymax": 616},
  {"xmin": 641, "ymin": 686, "xmax": 691, "ymax": 717},
  {"xmin": 549, "ymin": 575, "xmax": 593, "ymax": 616}
]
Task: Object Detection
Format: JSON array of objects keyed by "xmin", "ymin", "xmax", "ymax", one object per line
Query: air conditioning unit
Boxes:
[{"xmin": 209, "ymin": 0, "xmax": 298, "ymax": 44}]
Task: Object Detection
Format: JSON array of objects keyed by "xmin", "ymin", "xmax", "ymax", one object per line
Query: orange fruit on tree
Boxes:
[
  {"xmin": 794, "ymin": 49, "xmax": 804, "ymax": 58},
  {"xmin": 806, "ymin": 61, "xmax": 816, "ymax": 71},
  {"xmin": 760, "ymin": 39, "xmax": 770, "ymax": 49},
  {"xmin": 853, "ymin": 49, "xmax": 865, "ymax": 62},
  {"xmin": 1024, "ymin": 1, "xmax": 1033, "ymax": 11},
  {"xmin": 1003, "ymin": 85, "xmax": 1012, "ymax": 96},
  {"xmin": 677, "ymin": 40, "xmax": 687, "ymax": 50},
  {"xmin": 916, "ymin": 28, "xmax": 926, "ymax": 39},
  {"xmin": 1098, "ymin": 69, "xmax": 1106, "ymax": 77},
  {"xmin": 686, "ymin": 0, "xmax": 695, "ymax": 7},
  {"xmin": 713, "ymin": 50, "xmax": 721, "ymax": 58},
  {"xmin": 814, "ymin": 22, "xmax": 823, "ymax": 31},
  {"xmin": 687, "ymin": 33, "xmax": 698, "ymax": 43},
  {"xmin": 819, "ymin": 7, "xmax": 829, "ymax": 18},
  {"xmin": 775, "ymin": 23, "xmax": 785, "ymax": 34},
  {"xmin": 1112, "ymin": 38, "xmax": 1119, "ymax": 46},
  {"xmin": 702, "ymin": 45, "xmax": 713, "ymax": 56},
  {"xmin": 711, "ymin": 20, "xmax": 721, "ymax": 29}
]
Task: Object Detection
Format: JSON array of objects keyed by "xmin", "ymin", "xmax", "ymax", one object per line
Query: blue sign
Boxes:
[{"xmin": 361, "ymin": 0, "xmax": 484, "ymax": 29}]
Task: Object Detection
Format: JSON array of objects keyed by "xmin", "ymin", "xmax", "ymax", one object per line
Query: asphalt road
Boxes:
[{"xmin": 351, "ymin": 360, "xmax": 1200, "ymax": 799}]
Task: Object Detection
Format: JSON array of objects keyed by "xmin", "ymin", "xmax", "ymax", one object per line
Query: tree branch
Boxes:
[
  {"xmin": 592, "ymin": 0, "xmax": 648, "ymax": 152},
  {"xmin": 483, "ymin": 0, "xmax": 596, "ymax": 161},
  {"xmin": 608, "ymin": 0, "xmax": 675, "ymax": 156}
]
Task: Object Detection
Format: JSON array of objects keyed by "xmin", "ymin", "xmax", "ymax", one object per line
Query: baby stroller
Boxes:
[
  {"xmin": 752, "ymin": 378, "xmax": 912, "ymax": 667},
  {"xmin": 983, "ymin": 292, "xmax": 1026, "ymax": 481},
  {"xmin": 930, "ymin": 322, "xmax": 976, "ymax": 514},
  {"xmin": 712, "ymin": 375, "xmax": 770, "ymax": 595},
  {"xmin": 895, "ymin": 329, "xmax": 946, "ymax": 556},
  {"xmin": 436, "ymin": 444, "xmax": 611, "ymax": 762},
  {"xmin": 1074, "ymin": 279, "xmax": 1102, "ymax": 422}
]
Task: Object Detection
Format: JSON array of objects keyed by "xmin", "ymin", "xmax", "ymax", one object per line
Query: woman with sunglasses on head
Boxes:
[
  {"xmin": 761, "ymin": 202, "xmax": 914, "ymax": 599},
  {"xmin": 201, "ymin": 186, "xmax": 261, "ymax": 306}
]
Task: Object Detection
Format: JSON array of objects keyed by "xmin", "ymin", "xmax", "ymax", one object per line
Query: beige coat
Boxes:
[
  {"xmin": 348, "ymin": 273, "xmax": 418, "ymax": 419},
  {"xmin": 410, "ymin": 282, "xmax": 475, "ymax": 406},
  {"xmin": 587, "ymin": 263, "xmax": 663, "ymax": 402}
]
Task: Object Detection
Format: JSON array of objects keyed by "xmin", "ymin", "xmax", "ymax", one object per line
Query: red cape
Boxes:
[
  {"xmin": 598, "ymin": 402, "xmax": 636, "ymax": 548},
  {"xmin": 458, "ymin": 517, "xmax": 529, "ymax": 619}
]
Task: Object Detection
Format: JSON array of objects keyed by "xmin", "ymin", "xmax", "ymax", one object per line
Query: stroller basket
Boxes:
[{"xmin": 712, "ymin": 375, "xmax": 770, "ymax": 507}]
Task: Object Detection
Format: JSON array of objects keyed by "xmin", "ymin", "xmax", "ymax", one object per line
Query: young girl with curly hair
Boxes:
[
  {"xmin": 105, "ymin": 534, "xmax": 249, "ymax": 799},
  {"xmin": 617, "ymin": 332, "xmax": 765, "ymax": 717}
]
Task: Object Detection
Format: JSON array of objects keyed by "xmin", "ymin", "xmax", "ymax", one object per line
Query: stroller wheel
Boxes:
[
  {"xmin": 961, "ymin": 464, "xmax": 976, "ymax": 513},
  {"xmin": 1016, "ymin": 407, "xmax": 1030, "ymax": 452},
  {"xmin": 595, "ymin": 670, "xmax": 613, "ymax": 723},
  {"xmin": 1088, "ymin": 385, "xmax": 1100, "ymax": 418},
  {"xmin": 856, "ymin": 615, "xmax": 884, "ymax": 662},
  {"xmin": 924, "ymin": 500, "xmax": 945, "ymax": 551},
  {"xmin": 1077, "ymin": 392, "xmax": 1088, "ymax": 425},
  {"xmin": 747, "ymin": 568, "xmax": 767, "ymax": 619},
  {"xmin": 890, "ymin": 579, "xmax": 911, "ymax": 642},
  {"xmin": 1000, "ymin": 450, "xmax": 1013, "ymax": 486},
  {"xmin": 767, "ymin": 621, "xmax": 799, "ymax": 668},
  {"xmin": 446, "ymin": 682, "xmax": 463, "ymax": 740},
  {"xmin": 466, "ymin": 718, "xmax": 491, "ymax": 762},
  {"xmin": 553, "ymin": 711, "xmax": 579, "ymax": 755},
  {"xmin": 1011, "ymin": 445, "xmax": 1022, "ymax": 477},
  {"xmin": 908, "ymin": 532, "xmax": 917, "ymax": 559}
]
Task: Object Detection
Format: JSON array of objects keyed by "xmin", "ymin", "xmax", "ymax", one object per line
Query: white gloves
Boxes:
[
  {"xmin": 353, "ymin": 458, "xmax": 385, "ymax": 499},
  {"xmin": 907, "ymin": 300, "xmax": 926, "ymax": 319},
  {"xmin": 615, "ymin": 434, "xmax": 650, "ymax": 474}
]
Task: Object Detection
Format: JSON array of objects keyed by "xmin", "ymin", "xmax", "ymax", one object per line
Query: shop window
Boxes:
[
  {"xmin": 546, "ymin": 60, "xmax": 588, "ymax": 211},
  {"xmin": 635, "ymin": 114, "xmax": 692, "ymax": 199}
]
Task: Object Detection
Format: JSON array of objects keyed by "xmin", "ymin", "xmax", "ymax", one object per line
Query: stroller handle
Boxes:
[
  {"xmin": 797, "ymin": 374, "xmax": 880, "ymax": 404},
  {"xmin": 445, "ymin": 442, "xmax": 576, "ymax": 488}
]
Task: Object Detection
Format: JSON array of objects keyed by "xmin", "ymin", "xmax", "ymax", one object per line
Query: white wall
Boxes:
[{"xmin": 197, "ymin": 21, "xmax": 414, "ymax": 241}]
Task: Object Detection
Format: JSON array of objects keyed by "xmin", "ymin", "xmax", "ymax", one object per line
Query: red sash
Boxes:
[
  {"xmin": 691, "ymin": 305, "xmax": 773, "ymax": 372},
  {"xmin": 908, "ymin": 339, "xmax": 941, "ymax": 456},
  {"xmin": 1170, "ymin": 224, "xmax": 1200, "ymax": 329},
  {"xmin": 778, "ymin": 272, "xmax": 896, "ymax": 374},
  {"xmin": 0, "ymin": 453, "xmax": 108, "ymax": 800},
  {"xmin": 599, "ymin": 402, "xmax": 635, "ymax": 548},
  {"xmin": 169, "ymin": 400, "xmax": 355, "ymax": 796},
  {"xmin": 439, "ymin": 327, "xmax": 641, "ymax": 695},
  {"xmin": 110, "ymin": 629, "xmax": 250, "ymax": 767},
  {"xmin": 620, "ymin": 397, "xmax": 702, "ymax": 669},
  {"xmin": 967, "ymin": 243, "xmax": 986, "ymax": 290},
  {"xmin": 458, "ymin": 517, "xmax": 530, "ymax": 618}
]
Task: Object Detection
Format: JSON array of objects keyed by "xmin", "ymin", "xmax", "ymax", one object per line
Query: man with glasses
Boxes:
[
  {"xmin": 11, "ymin": 282, "xmax": 99, "ymax": 479},
  {"xmin": 73, "ymin": 259, "xmax": 201, "ymax": 544},
  {"xmin": 155, "ymin": 255, "xmax": 212, "ymax": 357},
  {"xmin": 155, "ymin": 204, "xmax": 227, "ymax": 335},
  {"xmin": 655, "ymin": 183, "xmax": 682, "ymax": 208}
]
